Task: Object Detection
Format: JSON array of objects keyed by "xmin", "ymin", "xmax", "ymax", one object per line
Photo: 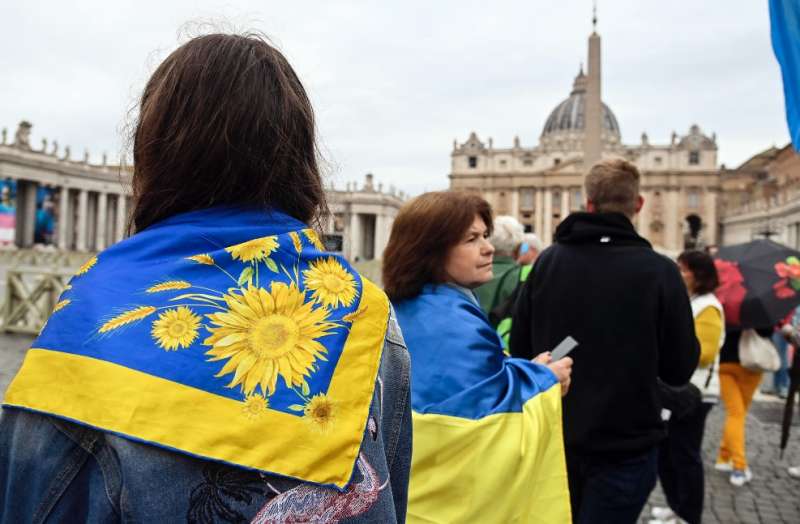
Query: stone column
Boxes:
[
  {"xmin": 115, "ymin": 194, "xmax": 127, "ymax": 242},
  {"xmin": 76, "ymin": 189, "xmax": 88, "ymax": 252},
  {"xmin": 637, "ymin": 190, "xmax": 652, "ymax": 241},
  {"xmin": 510, "ymin": 189, "xmax": 520, "ymax": 218},
  {"xmin": 374, "ymin": 214, "xmax": 388, "ymax": 260},
  {"xmin": 543, "ymin": 190, "xmax": 553, "ymax": 247},
  {"xmin": 86, "ymin": 193, "xmax": 97, "ymax": 251},
  {"xmin": 57, "ymin": 187, "xmax": 70, "ymax": 249},
  {"xmin": 535, "ymin": 189, "xmax": 544, "ymax": 237},
  {"xmin": 95, "ymin": 192, "xmax": 107, "ymax": 251},
  {"xmin": 560, "ymin": 189, "xmax": 570, "ymax": 219},
  {"xmin": 704, "ymin": 189, "xmax": 718, "ymax": 245},
  {"xmin": 348, "ymin": 211, "xmax": 362, "ymax": 262},
  {"xmin": 14, "ymin": 180, "xmax": 37, "ymax": 248},
  {"xmin": 664, "ymin": 189, "xmax": 681, "ymax": 252}
]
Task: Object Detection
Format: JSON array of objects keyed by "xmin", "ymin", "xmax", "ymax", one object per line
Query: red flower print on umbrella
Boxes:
[
  {"xmin": 774, "ymin": 256, "xmax": 800, "ymax": 299},
  {"xmin": 714, "ymin": 240, "xmax": 800, "ymax": 328},
  {"xmin": 714, "ymin": 259, "xmax": 747, "ymax": 325}
]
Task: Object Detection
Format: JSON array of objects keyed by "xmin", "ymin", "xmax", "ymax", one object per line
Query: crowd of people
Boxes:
[{"xmin": 0, "ymin": 31, "xmax": 797, "ymax": 524}]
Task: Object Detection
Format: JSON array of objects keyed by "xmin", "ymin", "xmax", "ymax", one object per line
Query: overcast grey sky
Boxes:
[{"xmin": 0, "ymin": 1, "xmax": 789, "ymax": 195}]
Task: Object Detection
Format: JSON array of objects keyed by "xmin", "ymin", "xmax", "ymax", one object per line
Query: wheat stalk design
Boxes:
[
  {"xmin": 52, "ymin": 299, "xmax": 71, "ymax": 313},
  {"xmin": 99, "ymin": 306, "xmax": 157, "ymax": 333},
  {"xmin": 76, "ymin": 256, "xmax": 98, "ymax": 275},
  {"xmin": 146, "ymin": 281, "xmax": 192, "ymax": 293},
  {"xmin": 186, "ymin": 254, "xmax": 215, "ymax": 265},
  {"xmin": 342, "ymin": 304, "xmax": 368, "ymax": 322}
]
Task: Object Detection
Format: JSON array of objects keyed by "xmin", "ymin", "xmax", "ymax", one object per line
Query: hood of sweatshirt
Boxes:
[{"xmin": 554, "ymin": 212, "xmax": 652, "ymax": 248}]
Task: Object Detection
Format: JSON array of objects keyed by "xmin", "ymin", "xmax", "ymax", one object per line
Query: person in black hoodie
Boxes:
[{"xmin": 510, "ymin": 158, "xmax": 699, "ymax": 524}]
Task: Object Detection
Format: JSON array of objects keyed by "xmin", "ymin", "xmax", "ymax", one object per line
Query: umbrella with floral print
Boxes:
[{"xmin": 714, "ymin": 239, "xmax": 800, "ymax": 328}]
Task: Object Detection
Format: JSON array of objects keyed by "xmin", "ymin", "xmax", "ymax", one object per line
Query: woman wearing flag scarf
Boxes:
[
  {"xmin": 0, "ymin": 33, "xmax": 412, "ymax": 522},
  {"xmin": 383, "ymin": 191, "xmax": 573, "ymax": 523}
]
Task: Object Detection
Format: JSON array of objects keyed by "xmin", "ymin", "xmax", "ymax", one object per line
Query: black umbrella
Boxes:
[
  {"xmin": 780, "ymin": 330, "xmax": 800, "ymax": 457},
  {"xmin": 715, "ymin": 239, "xmax": 800, "ymax": 329}
]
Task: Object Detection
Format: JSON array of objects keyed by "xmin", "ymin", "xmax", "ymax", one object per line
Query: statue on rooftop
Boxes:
[{"xmin": 13, "ymin": 121, "xmax": 32, "ymax": 149}]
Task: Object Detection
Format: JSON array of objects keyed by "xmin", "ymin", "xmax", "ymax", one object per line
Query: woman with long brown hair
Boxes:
[
  {"xmin": 0, "ymin": 33, "xmax": 411, "ymax": 522},
  {"xmin": 383, "ymin": 191, "xmax": 572, "ymax": 523}
]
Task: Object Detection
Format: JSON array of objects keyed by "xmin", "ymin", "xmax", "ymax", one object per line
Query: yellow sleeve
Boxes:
[{"xmin": 695, "ymin": 306, "xmax": 723, "ymax": 367}]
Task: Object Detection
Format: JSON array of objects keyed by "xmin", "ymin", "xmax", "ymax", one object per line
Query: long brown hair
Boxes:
[
  {"xmin": 382, "ymin": 191, "xmax": 493, "ymax": 301},
  {"xmin": 130, "ymin": 33, "xmax": 328, "ymax": 232}
]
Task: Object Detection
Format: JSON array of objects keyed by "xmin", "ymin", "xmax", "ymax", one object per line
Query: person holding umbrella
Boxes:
[{"xmin": 713, "ymin": 239, "xmax": 800, "ymax": 487}]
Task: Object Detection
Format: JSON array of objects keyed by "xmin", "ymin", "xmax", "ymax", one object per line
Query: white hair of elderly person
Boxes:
[
  {"xmin": 517, "ymin": 233, "xmax": 542, "ymax": 265},
  {"xmin": 490, "ymin": 216, "xmax": 525, "ymax": 256}
]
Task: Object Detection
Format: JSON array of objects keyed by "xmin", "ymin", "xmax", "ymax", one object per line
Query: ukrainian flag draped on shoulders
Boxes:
[
  {"xmin": 3, "ymin": 206, "xmax": 389, "ymax": 490},
  {"xmin": 394, "ymin": 284, "xmax": 571, "ymax": 523}
]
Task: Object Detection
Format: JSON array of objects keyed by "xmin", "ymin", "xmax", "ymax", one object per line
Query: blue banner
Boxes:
[{"xmin": 770, "ymin": 0, "xmax": 800, "ymax": 149}]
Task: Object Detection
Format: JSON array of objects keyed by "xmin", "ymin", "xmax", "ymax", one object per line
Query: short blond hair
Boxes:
[{"xmin": 584, "ymin": 159, "xmax": 641, "ymax": 216}]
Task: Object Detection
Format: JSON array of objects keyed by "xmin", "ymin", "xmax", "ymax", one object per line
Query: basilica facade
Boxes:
[{"xmin": 449, "ymin": 29, "xmax": 722, "ymax": 254}]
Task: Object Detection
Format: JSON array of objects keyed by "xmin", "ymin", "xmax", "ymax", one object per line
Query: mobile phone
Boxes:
[{"xmin": 551, "ymin": 336, "xmax": 578, "ymax": 361}]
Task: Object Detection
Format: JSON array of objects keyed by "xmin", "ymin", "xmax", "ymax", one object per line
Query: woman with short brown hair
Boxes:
[
  {"xmin": 384, "ymin": 191, "xmax": 573, "ymax": 522},
  {"xmin": 383, "ymin": 191, "xmax": 493, "ymax": 301}
]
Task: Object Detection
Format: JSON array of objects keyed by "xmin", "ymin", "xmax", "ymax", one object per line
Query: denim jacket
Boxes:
[{"xmin": 0, "ymin": 314, "xmax": 411, "ymax": 524}]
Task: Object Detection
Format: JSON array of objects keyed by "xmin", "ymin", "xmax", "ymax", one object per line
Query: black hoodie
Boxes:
[{"xmin": 510, "ymin": 212, "xmax": 699, "ymax": 456}]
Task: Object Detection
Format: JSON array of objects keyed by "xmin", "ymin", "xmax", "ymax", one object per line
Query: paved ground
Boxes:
[
  {"xmin": 641, "ymin": 399, "xmax": 800, "ymax": 523},
  {"xmin": 2, "ymin": 336, "xmax": 799, "ymax": 523}
]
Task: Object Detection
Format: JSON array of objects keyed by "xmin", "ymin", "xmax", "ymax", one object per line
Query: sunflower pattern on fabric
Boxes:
[
  {"xmin": 303, "ymin": 257, "xmax": 358, "ymax": 309},
  {"xmin": 82, "ymin": 229, "xmax": 361, "ymax": 430}
]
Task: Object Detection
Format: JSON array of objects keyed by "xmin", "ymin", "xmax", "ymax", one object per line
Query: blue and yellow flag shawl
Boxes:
[
  {"xmin": 3, "ymin": 206, "xmax": 389, "ymax": 489},
  {"xmin": 394, "ymin": 284, "xmax": 571, "ymax": 523}
]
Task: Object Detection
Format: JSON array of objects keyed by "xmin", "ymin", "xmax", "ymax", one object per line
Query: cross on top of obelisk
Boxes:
[{"xmin": 592, "ymin": 0, "xmax": 598, "ymax": 32}]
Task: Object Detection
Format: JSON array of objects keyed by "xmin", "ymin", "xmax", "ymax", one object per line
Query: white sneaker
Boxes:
[
  {"xmin": 789, "ymin": 466, "xmax": 800, "ymax": 479},
  {"xmin": 729, "ymin": 468, "xmax": 753, "ymax": 487},
  {"xmin": 651, "ymin": 507, "xmax": 675, "ymax": 520},
  {"xmin": 714, "ymin": 460, "xmax": 733, "ymax": 472}
]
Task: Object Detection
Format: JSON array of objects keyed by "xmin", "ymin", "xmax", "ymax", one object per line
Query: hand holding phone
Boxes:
[{"xmin": 550, "ymin": 336, "xmax": 578, "ymax": 361}]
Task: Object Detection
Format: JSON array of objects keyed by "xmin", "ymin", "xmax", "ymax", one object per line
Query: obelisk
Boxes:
[{"xmin": 583, "ymin": 6, "xmax": 602, "ymax": 167}]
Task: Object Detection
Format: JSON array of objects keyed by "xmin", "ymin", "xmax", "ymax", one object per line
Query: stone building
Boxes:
[
  {"xmin": 720, "ymin": 144, "xmax": 800, "ymax": 248},
  {"xmin": 0, "ymin": 122, "xmax": 403, "ymax": 261},
  {"xmin": 449, "ymin": 25, "xmax": 722, "ymax": 253},
  {"xmin": 324, "ymin": 173, "xmax": 405, "ymax": 261},
  {"xmin": 0, "ymin": 122, "xmax": 132, "ymax": 252}
]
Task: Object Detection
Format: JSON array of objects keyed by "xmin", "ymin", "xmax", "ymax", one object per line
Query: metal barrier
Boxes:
[
  {"xmin": 2, "ymin": 266, "xmax": 75, "ymax": 334},
  {"xmin": 0, "ymin": 250, "xmax": 93, "ymax": 334}
]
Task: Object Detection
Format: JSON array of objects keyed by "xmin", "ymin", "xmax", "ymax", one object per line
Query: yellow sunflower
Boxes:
[
  {"xmin": 151, "ymin": 306, "xmax": 201, "ymax": 350},
  {"xmin": 76, "ymin": 256, "xmax": 97, "ymax": 275},
  {"xmin": 204, "ymin": 282, "xmax": 336, "ymax": 396},
  {"xmin": 225, "ymin": 236, "xmax": 279, "ymax": 263},
  {"xmin": 302, "ymin": 257, "xmax": 358, "ymax": 309},
  {"xmin": 304, "ymin": 393, "xmax": 336, "ymax": 433},
  {"xmin": 242, "ymin": 393, "xmax": 269, "ymax": 419}
]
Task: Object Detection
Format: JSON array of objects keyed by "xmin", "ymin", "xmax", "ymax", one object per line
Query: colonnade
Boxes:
[{"xmin": 14, "ymin": 180, "xmax": 130, "ymax": 251}]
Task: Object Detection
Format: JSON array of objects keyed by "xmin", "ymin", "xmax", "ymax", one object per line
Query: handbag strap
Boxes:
[{"xmin": 704, "ymin": 360, "xmax": 715, "ymax": 389}]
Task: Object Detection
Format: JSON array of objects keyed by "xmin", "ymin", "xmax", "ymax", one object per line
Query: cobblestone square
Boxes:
[{"xmin": 642, "ymin": 400, "xmax": 800, "ymax": 523}]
